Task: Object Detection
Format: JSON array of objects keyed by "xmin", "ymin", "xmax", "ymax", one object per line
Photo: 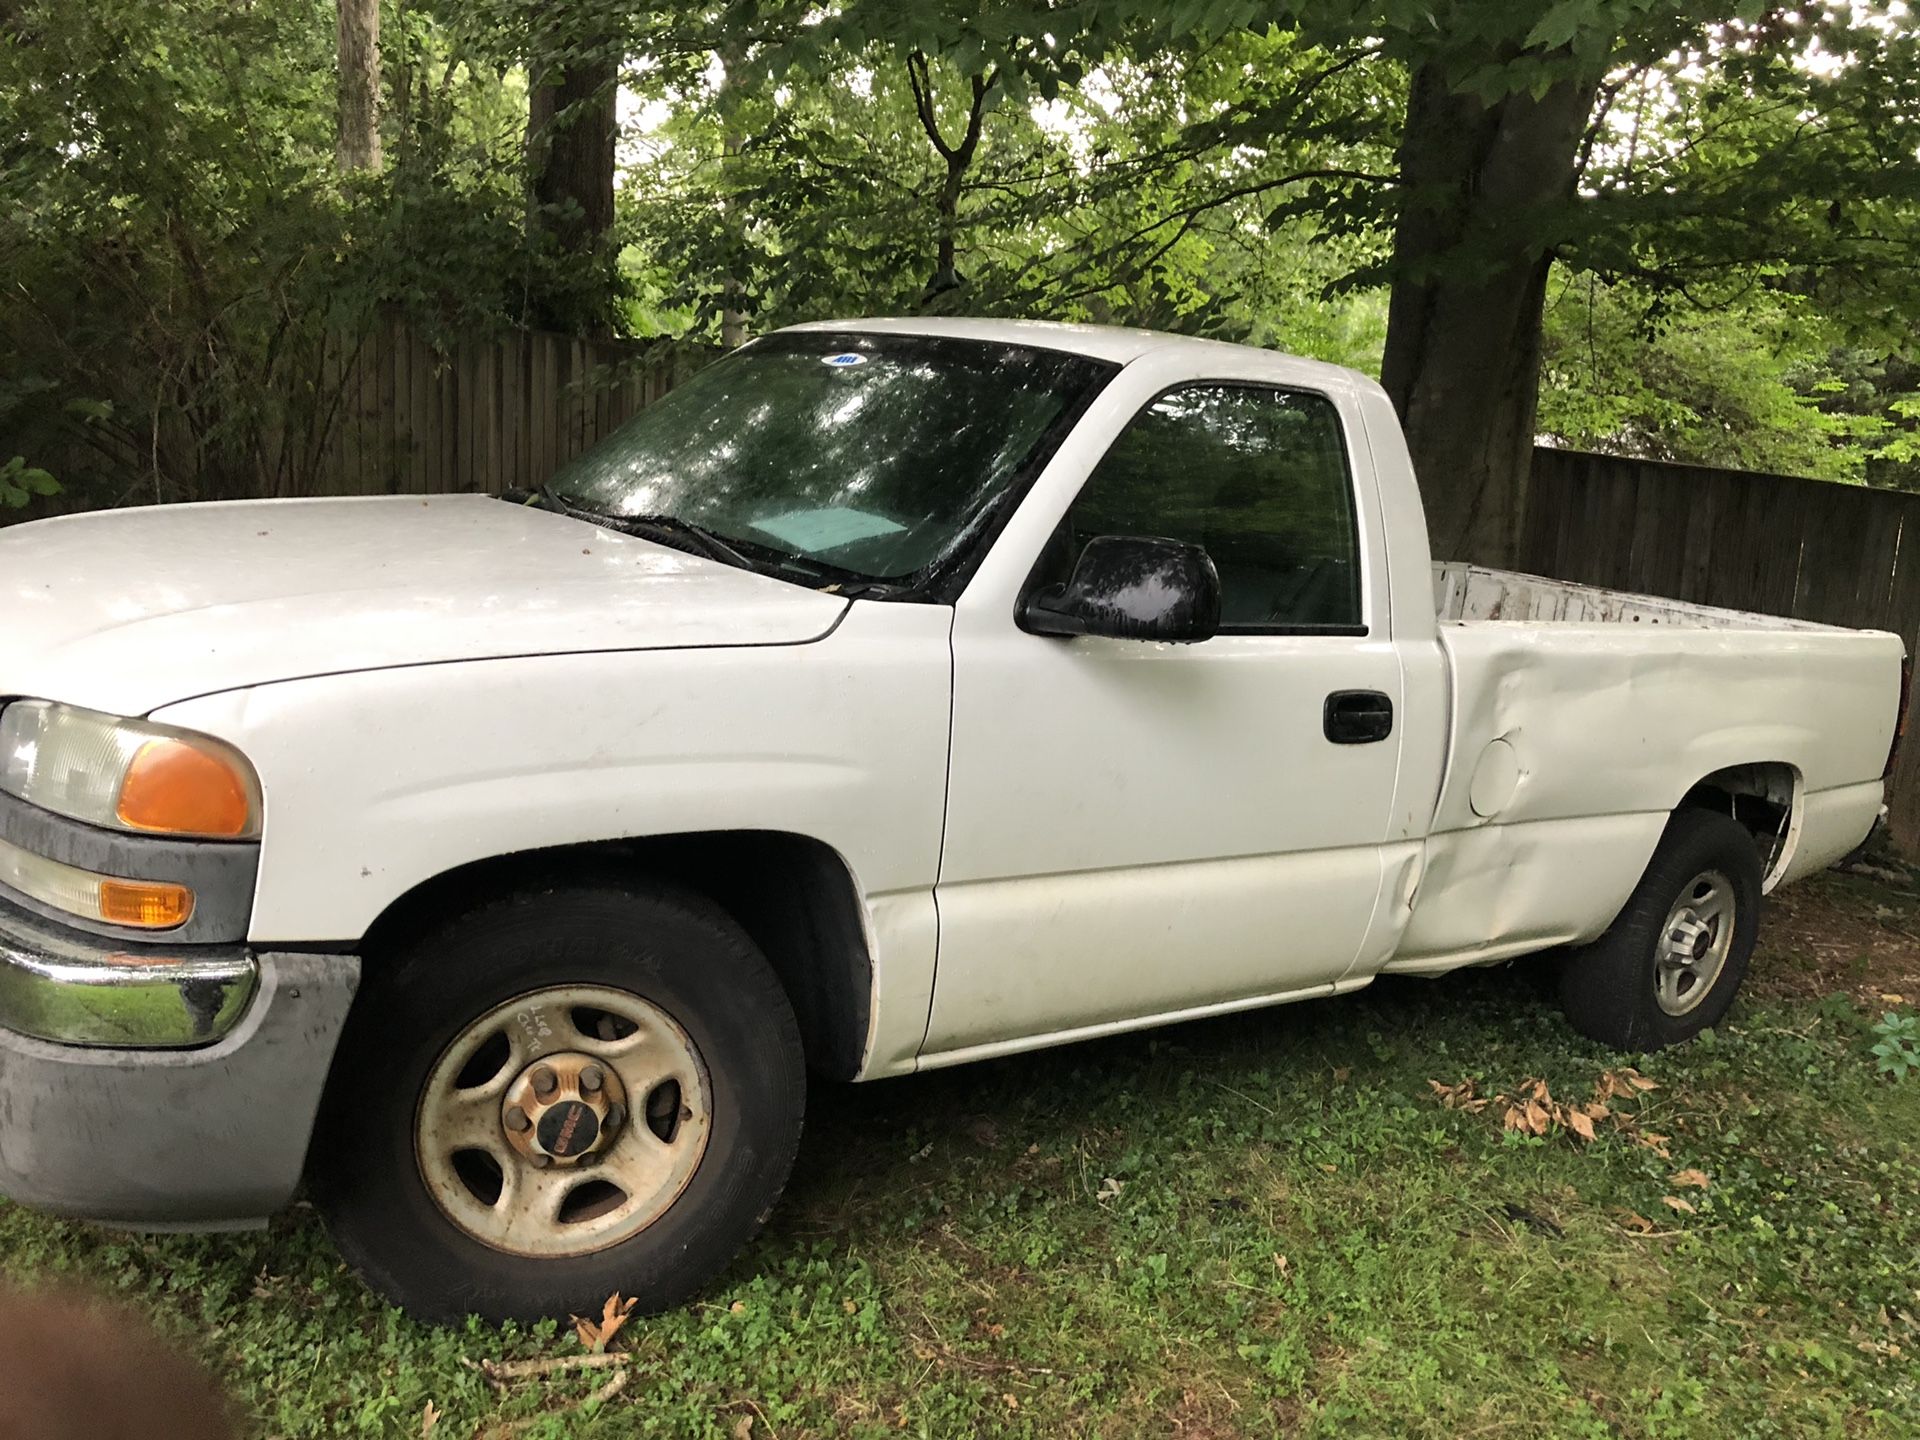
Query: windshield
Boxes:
[{"xmin": 546, "ymin": 331, "xmax": 1115, "ymax": 584}]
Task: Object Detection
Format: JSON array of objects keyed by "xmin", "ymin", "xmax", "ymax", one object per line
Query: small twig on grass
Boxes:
[
  {"xmin": 476, "ymin": 1351, "xmax": 632, "ymax": 1383},
  {"xmin": 744, "ymin": 1394, "xmax": 780, "ymax": 1438},
  {"xmin": 585, "ymin": 1368, "xmax": 629, "ymax": 1407},
  {"xmin": 469, "ymin": 1355, "xmax": 634, "ymax": 1436}
]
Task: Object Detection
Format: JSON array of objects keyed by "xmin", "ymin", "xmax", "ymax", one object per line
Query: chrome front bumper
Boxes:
[{"xmin": 0, "ymin": 897, "xmax": 256, "ymax": 1047}]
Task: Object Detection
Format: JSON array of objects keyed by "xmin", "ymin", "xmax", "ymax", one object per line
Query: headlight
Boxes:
[{"xmin": 0, "ymin": 701, "xmax": 260, "ymax": 840}]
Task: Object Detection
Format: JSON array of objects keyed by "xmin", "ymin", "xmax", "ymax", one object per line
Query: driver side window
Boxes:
[{"xmin": 1050, "ymin": 383, "xmax": 1364, "ymax": 633}]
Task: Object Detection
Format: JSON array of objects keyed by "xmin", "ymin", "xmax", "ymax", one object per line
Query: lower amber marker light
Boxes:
[
  {"xmin": 97, "ymin": 879, "xmax": 196, "ymax": 929},
  {"xmin": 0, "ymin": 835, "xmax": 196, "ymax": 930}
]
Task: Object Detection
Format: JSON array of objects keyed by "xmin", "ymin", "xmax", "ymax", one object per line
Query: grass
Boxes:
[{"xmin": 4, "ymin": 870, "xmax": 1919, "ymax": 1439}]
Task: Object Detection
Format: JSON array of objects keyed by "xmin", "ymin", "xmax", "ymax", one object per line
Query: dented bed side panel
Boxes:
[{"xmin": 1381, "ymin": 620, "xmax": 1902, "ymax": 971}]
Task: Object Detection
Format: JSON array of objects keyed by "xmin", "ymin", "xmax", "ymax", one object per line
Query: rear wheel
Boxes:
[
  {"xmin": 308, "ymin": 880, "xmax": 805, "ymax": 1324},
  {"xmin": 1558, "ymin": 809, "xmax": 1762, "ymax": 1051}
]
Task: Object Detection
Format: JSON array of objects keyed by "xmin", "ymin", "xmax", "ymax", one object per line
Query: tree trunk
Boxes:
[
  {"xmin": 527, "ymin": 62, "xmax": 618, "ymax": 256},
  {"xmin": 1380, "ymin": 62, "xmax": 1599, "ymax": 566},
  {"xmin": 718, "ymin": 40, "xmax": 748, "ymax": 350},
  {"xmin": 335, "ymin": 0, "xmax": 381, "ymax": 173},
  {"xmin": 525, "ymin": 60, "xmax": 618, "ymax": 332}
]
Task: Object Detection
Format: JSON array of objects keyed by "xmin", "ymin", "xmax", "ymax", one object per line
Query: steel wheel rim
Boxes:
[
  {"xmin": 415, "ymin": 984, "xmax": 712, "ymax": 1258},
  {"xmin": 1655, "ymin": 869, "xmax": 1736, "ymax": 1017}
]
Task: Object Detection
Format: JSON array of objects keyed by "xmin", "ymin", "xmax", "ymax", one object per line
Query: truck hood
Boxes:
[{"xmin": 0, "ymin": 495, "xmax": 849, "ymax": 716}]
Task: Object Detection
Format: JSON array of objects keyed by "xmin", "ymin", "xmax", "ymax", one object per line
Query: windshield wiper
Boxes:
[
  {"xmin": 534, "ymin": 485, "xmax": 903, "ymax": 597},
  {"xmin": 536, "ymin": 485, "xmax": 756, "ymax": 572},
  {"xmin": 617, "ymin": 513, "xmax": 759, "ymax": 571}
]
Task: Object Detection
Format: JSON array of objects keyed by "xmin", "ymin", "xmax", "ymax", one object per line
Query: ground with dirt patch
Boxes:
[{"xmin": 3, "ymin": 871, "xmax": 1917, "ymax": 1438}]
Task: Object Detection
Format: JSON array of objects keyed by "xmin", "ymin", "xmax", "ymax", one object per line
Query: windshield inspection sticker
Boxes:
[{"xmin": 821, "ymin": 352, "xmax": 868, "ymax": 367}]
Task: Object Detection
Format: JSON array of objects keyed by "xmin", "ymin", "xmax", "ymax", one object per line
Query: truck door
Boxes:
[{"xmin": 924, "ymin": 377, "xmax": 1404, "ymax": 1061}]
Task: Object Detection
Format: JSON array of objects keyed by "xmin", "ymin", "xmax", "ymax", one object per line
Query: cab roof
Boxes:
[{"xmin": 778, "ymin": 316, "xmax": 1366, "ymax": 389}]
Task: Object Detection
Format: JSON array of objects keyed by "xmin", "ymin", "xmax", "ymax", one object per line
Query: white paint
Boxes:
[
  {"xmin": 1, "ymin": 317, "xmax": 1905, "ymax": 1086},
  {"xmin": 0, "ymin": 495, "xmax": 845, "ymax": 717},
  {"xmin": 927, "ymin": 343, "xmax": 1404, "ymax": 1055}
]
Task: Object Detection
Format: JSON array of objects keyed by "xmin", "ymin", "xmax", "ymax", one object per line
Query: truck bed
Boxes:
[
  {"xmin": 1433, "ymin": 562, "xmax": 1838, "ymax": 632},
  {"xmin": 1386, "ymin": 562, "xmax": 1901, "ymax": 977}
]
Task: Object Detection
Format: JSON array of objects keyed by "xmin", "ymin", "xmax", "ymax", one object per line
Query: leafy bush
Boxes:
[
  {"xmin": 0, "ymin": 0, "xmax": 571, "ymax": 519},
  {"xmin": 1870, "ymin": 1011, "xmax": 1919, "ymax": 1082},
  {"xmin": 0, "ymin": 457, "xmax": 59, "ymax": 510}
]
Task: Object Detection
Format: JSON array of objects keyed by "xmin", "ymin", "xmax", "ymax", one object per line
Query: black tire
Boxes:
[
  {"xmin": 307, "ymin": 879, "xmax": 806, "ymax": 1325},
  {"xmin": 1558, "ymin": 809, "xmax": 1763, "ymax": 1051}
]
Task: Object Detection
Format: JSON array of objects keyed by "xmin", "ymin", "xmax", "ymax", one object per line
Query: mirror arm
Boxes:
[{"xmin": 1018, "ymin": 589, "xmax": 1088, "ymax": 638}]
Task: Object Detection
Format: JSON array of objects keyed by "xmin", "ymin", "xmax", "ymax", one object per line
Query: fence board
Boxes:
[{"xmin": 291, "ymin": 319, "xmax": 693, "ymax": 503}]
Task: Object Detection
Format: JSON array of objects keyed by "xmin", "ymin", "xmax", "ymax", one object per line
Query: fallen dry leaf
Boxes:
[
  {"xmin": 1616, "ymin": 1209, "xmax": 1656, "ymax": 1233},
  {"xmin": 1671, "ymin": 1168, "xmax": 1712, "ymax": 1190},
  {"xmin": 1272, "ymin": 1253, "xmax": 1291, "ymax": 1277},
  {"xmin": 1565, "ymin": 1108, "xmax": 1596, "ymax": 1142},
  {"xmin": 1662, "ymin": 1194, "xmax": 1698, "ymax": 1215},
  {"xmin": 1426, "ymin": 1077, "xmax": 1491, "ymax": 1113},
  {"xmin": 732, "ymin": 1415, "xmax": 754, "ymax": 1440},
  {"xmin": 1096, "ymin": 1176, "xmax": 1125, "ymax": 1203},
  {"xmin": 730, "ymin": 1301, "xmax": 747, "ymax": 1314},
  {"xmin": 1597, "ymin": 1067, "xmax": 1660, "ymax": 1101},
  {"xmin": 421, "ymin": 1399, "xmax": 441, "ymax": 1436},
  {"xmin": 572, "ymin": 1292, "xmax": 639, "ymax": 1354}
]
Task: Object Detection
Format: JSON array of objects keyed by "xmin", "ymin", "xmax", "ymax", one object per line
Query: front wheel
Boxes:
[
  {"xmin": 1558, "ymin": 809, "xmax": 1762, "ymax": 1051},
  {"xmin": 307, "ymin": 880, "xmax": 806, "ymax": 1324}
]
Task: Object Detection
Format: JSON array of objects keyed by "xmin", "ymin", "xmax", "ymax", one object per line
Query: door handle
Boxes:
[{"xmin": 1324, "ymin": 690, "xmax": 1394, "ymax": 744}]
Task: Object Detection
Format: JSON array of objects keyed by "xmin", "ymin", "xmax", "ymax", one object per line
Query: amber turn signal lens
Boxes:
[
  {"xmin": 116, "ymin": 739, "xmax": 254, "ymax": 838},
  {"xmin": 97, "ymin": 878, "xmax": 195, "ymax": 929}
]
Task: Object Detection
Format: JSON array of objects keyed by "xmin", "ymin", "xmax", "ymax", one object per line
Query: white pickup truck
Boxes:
[{"xmin": 0, "ymin": 319, "xmax": 1905, "ymax": 1323}]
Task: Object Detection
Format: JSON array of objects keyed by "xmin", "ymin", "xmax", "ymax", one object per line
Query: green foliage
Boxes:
[
  {"xmin": 1539, "ymin": 271, "xmax": 1885, "ymax": 480},
  {"xmin": 0, "ymin": 458, "xmax": 60, "ymax": 511},
  {"xmin": 0, "ymin": 0, "xmax": 574, "ymax": 515},
  {"xmin": 1872, "ymin": 1011, "xmax": 1920, "ymax": 1081},
  {"xmin": 623, "ymin": 27, "xmax": 1398, "ymax": 347}
]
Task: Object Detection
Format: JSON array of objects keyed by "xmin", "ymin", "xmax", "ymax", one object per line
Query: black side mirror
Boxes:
[{"xmin": 1021, "ymin": 535, "xmax": 1221, "ymax": 644}]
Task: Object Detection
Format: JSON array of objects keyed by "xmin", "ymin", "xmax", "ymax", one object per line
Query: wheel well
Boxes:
[
  {"xmin": 1677, "ymin": 762, "xmax": 1799, "ymax": 885},
  {"xmin": 357, "ymin": 832, "xmax": 874, "ymax": 1081}
]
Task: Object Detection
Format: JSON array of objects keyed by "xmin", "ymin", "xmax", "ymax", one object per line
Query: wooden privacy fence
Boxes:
[
  {"xmin": 311, "ymin": 320, "xmax": 707, "ymax": 498},
  {"xmin": 1517, "ymin": 448, "xmax": 1920, "ymax": 849}
]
